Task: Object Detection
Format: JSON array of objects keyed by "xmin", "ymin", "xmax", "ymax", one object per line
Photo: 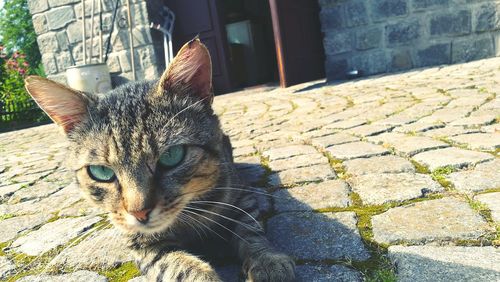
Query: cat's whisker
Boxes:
[
  {"xmin": 177, "ymin": 213, "xmax": 204, "ymax": 240},
  {"xmin": 212, "ymin": 187, "xmax": 283, "ymax": 199},
  {"xmin": 182, "ymin": 209, "xmax": 236, "ymax": 243},
  {"xmin": 190, "ymin": 200, "xmax": 260, "ymax": 227},
  {"xmin": 184, "ymin": 206, "xmax": 261, "ymax": 236}
]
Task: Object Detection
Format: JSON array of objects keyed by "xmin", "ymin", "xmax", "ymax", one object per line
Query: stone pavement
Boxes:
[{"xmin": 1, "ymin": 57, "xmax": 500, "ymax": 281}]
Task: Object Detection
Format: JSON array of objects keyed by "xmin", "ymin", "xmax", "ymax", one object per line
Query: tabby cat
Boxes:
[{"xmin": 25, "ymin": 39, "xmax": 295, "ymax": 281}]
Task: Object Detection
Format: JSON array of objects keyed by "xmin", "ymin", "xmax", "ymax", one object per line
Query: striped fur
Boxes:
[{"xmin": 26, "ymin": 40, "xmax": 295, "ymax": 281}]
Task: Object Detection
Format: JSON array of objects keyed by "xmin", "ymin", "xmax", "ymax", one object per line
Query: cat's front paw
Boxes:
[
  {"xmin": 144, "ymin": 251, "xmax": 222, "ymax": 282},
  {"xmin": 244, "ymin": 251, "xmax": 295, "ymax": 282}
]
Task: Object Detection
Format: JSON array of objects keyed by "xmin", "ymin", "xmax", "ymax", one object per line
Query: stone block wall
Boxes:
[
  {"xmin": 28, "ymin": 0, "xmax": 160, "ymax": 87},
  {"xmin": 319, "ymin": 0, "xmax": 500, "ymax": 80}
]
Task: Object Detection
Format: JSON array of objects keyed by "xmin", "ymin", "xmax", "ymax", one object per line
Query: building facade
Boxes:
[{"xmin": 28, "ymin": 0, "xmax": 500, "ymax": 92}]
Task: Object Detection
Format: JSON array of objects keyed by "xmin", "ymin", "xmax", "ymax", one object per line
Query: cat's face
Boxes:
[{"xmin": 26, "ymin": 39, "xmax": 224, "ymax": 234}]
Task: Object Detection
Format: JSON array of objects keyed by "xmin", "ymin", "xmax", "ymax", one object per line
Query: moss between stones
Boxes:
[
  {"xmin": 322, "ymin": 151, "xmax": 348, "ymax": 179},
  {"xmin": 430, "ymin": 166, "xmax": 455, "ymax": 191},
  {"xmin": 410, "ymin": 160, "xmax": 430, "ymax": 174},
  {"xmin": 0, "ymin": 214, "xmax": 16, "ymax": 221},
  {"xmin": 345, "ymin": 97, "xmax": 354, "ymax": 108},
  {"xmin": 0, "ymin": 241, "xmax": 12, "ymax": 256},
  {"xmin": 2, "ymin": 219, "xmax": 112, "ymax": 281},
  {"xmin": 99, "ymin": 262, "xmax": 140, "ymax": 282}
]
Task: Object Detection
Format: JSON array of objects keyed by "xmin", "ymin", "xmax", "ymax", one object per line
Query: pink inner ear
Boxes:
[
  {"xmin": 159, "ymin": 39, "xmax": 213, "ymax": 101},
  {"xmin": 25, "ymin": 76, "xmax": 88, "ymax": 133}
]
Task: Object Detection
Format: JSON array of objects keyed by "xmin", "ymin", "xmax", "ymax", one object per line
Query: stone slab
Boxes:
[
  {"xmin": 372, "ymin": 198, "xmax": 491, "ymax": 245},
  {"xmin": 325, "ymin": 119, "xmax": 367, "ymax": 130},
  {"xmin": 268, "ymin": 153, "xmax": 329, "ymax": 172},
  {"xmin": 412, "ymin": 147, "xmax": 494, "ymax": 171},
  {"xmin": 421, "ymin": 126, "xmax": 480, "ymax": 138},
  {"xmin": 12, "ymin": 216, "xmax": 101, "ymax": 256},
  {"xmin": 449, "ymin": 133, "xmax": 500, "ymax": 151},
  {"xmin": 343, "ymin": 155, "xmax": 415, "ymax": 176},
  {"xmin": 274, "ymin": 180, "xmax": 351, "ymax": 212},
  {"xmin": 0, "ymin": 183, "xmax": 81, "ymax": 216},
  {"xmin": 446, "ymin": 159, "xmax": 500, "ymax": 193},
  {"xmin": 0, "ymin": 213, "xmax": 52, "ymax": 243},
  {"xmin": 368, "ymin": 133, "xmax": 449, "ymax": 156},
  {"xmin": 262, "ymin": 145, "xmax": 318, "ymax": 161},
  {"xmin": 0, "ymin": 256, "xmax": 15, "ymax": 280},
  {"xmin": 296, "ymin": 264, "xmax": 363, "ymax": 282},
  {"xmin": 345, "ymin": 124, "xmax": 394, "ymax": 137},
  {"xmin": 0, "ymin": 182, "xmax": 30, "ymax": 202},
  {"xmin": 310, "ymin": 133, "xmax": 360, "ymax": 149},
  {"xmin": 52, "ymin": 228, "xmax": 133, "ymax": 270},
  {"xmin": 389, "ymin": 246, "xmax": 500, "ymax": 282},
  {"xmin": 266, "ymin": 212, "xmax": 370, "ymax": 261},
  {"xmin": 268, "ymin": 164, "xmax": 336, "ymax": 187},
  {"xmin": 475, "ymin": 192, "xmax": 500, "ymax": 222},
  {"xmin": 17, "ymin": 270, "xmax": 107, "ymax": 282},
  {"xmin": 8, "ymin": 181, "xmax": 65, "ymax": 204},
  {"xmin": 326, "ymin": 142, "xmax": 389, "ymax": 160},
  {"xmin": 349, "ymin": 173, "xmax": 443, "ymax": 205}
]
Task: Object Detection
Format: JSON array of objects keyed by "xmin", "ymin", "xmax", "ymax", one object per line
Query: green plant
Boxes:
[{"xmin": 0, "ymin": 0, "xmax": 41, "ymax": 68}]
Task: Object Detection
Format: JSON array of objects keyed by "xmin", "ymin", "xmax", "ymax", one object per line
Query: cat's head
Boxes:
[{"xmin": 25, "ymin": 39, "xmax": 226, "ymax": 234}]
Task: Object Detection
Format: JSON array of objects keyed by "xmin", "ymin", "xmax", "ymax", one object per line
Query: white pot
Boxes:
[{"xmin": 66, "ymin": 63, "xmax": 112, "ymax": 93}]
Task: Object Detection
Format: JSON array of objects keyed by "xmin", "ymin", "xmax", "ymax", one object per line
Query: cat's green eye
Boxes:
[
  {"xmin": 88, "ymin": 165, "xmax": 116, "ymax": 182},
  {"xmin": 159, "ymin": 145, "xmax": 185, "ymax": 168}
]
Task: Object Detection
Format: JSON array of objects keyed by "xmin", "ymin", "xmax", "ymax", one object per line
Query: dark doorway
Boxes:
[
  {"xmin": 162, "ymin": 0, "xmax": 233, "ymax": 93},
  {"xmin": 152, "ymin": 0, "xmax": 325, "ymax": 93},
  {"xmin": 222, "ymin": 0, "xmax": 279, "ymax": 89},
  {"xmin": 269, "ymin": 0, "xmax": 325, "ymax": 87}
]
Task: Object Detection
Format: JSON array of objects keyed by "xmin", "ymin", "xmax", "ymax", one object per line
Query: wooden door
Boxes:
[
  {"xmin": 164, "ymin": 0, "xmax": 232, "ymax": 93},
  {"xmin": 269, "ymin": 0, "xmax": 325, "ymax": 87}
]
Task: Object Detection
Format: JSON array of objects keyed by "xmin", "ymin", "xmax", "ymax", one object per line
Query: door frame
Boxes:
[{"xmin": 268, "ymin": 0, "xmax": 326, "ymax": 88}]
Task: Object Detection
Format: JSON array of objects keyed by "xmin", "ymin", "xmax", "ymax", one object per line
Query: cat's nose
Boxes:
[{"xmin": 130, "ymin": 208, "xmax": 152, "ymax": 223}]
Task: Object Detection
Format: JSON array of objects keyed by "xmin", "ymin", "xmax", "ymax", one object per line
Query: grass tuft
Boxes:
[{"xmin": 99, "ymin": 262, "xmax": 141, "ymax": 282}]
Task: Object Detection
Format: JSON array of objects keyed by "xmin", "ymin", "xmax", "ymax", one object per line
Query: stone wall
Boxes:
[
  {"xmin": 319, "ymin": 0, "xmax": 500, "ymax": 80},
  {"xmin": 28, "ymin": 0, "xmax": 159, "ymax": 87}
]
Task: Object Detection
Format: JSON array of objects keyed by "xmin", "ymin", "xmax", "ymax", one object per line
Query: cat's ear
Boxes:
[
  {"xmin": 157, "ymin": 38, "xmax": 213, "ymax": 103},
  {"xmin": 25, "ymin": 76, "xmax": 89, "ymax": 133}
]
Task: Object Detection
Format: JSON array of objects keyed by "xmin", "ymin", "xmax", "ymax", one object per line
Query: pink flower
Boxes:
[
  {"xmin": 23, "ymin": 61, "xmax": 29, "ymax": 67},
  {"xmin": 18, "ymin": 68, "xmax": 26, "ymax": 75},
  {"xmin": 13, "ymin": 51, "xmax": 19, "ymax": 58}
]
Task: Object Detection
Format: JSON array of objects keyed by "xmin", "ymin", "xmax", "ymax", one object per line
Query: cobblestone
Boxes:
[
  {"xmin": 326, "ymin": 141, "xmax": 390, "ymax": 160},
  {"xmin": 475, "ymin": 192, "xmax": 500, "ymax": 222},
  {"xmin": 296, "ymin": 264, "xmax": 363, "ymax": 281},
  {"xmin": 448, "ymin": 133, "xmax": 500, "ymax": 151},
  {"xmin": 349, "ymin": 173, "xmax": 443, "ymax": 205},
  {"xmin": 0, "ymin": 256, "xmax": 15, "ymax": 279},
  {"xmin": 446, "ymin": 159, "xmax": 500, "ymax": 193},
  {"xmin": 12, "ymin": 216, "xmax": 101, "ymax": 256},
  {"xmin": 368, "ymin": 132, "xmax": 449, "ymax": 156},
  {"xmin": 389, "ymin": 246, "xmax": 500, "ymax": 282},
  {"xmin": 268, "ymin": 164, "xmax": 336, "ymax": 187},
  {"xmin": 267, "ymin": 212, "xmax": 370, "ymax": 261},
  {"xmin": 17, "ymin": 270, "xmax": 107, "ymax": 282},
  {"xmin": 372, "ymin": 198, "xmax": 491, "ymax": 245},
  {"xmin": 1, "ymin": 57, "xmax": 499, "ymax": 281},
  {"xmin": 343, "ymin": 155, "xmax": 415, "ymax": 175},
  {"xmin": 274, "ymin": 180, "xmax": 351, "ymax": 212},
  {"xmin": 412, "ymin": 147, "xmax": 494, "ymax": 170}
]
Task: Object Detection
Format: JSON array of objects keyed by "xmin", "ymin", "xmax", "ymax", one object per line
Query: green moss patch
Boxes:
[
  {"xmin": 0, "ymin": 214, "xmax": 16, "ymax": 221},
  {"xmin": 430, "ymin": 166, "xmax": 455, "ymax": 191},
  {"xmin": 99, "ymin": 262, "xmax": 140, "ymax": 282}
]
